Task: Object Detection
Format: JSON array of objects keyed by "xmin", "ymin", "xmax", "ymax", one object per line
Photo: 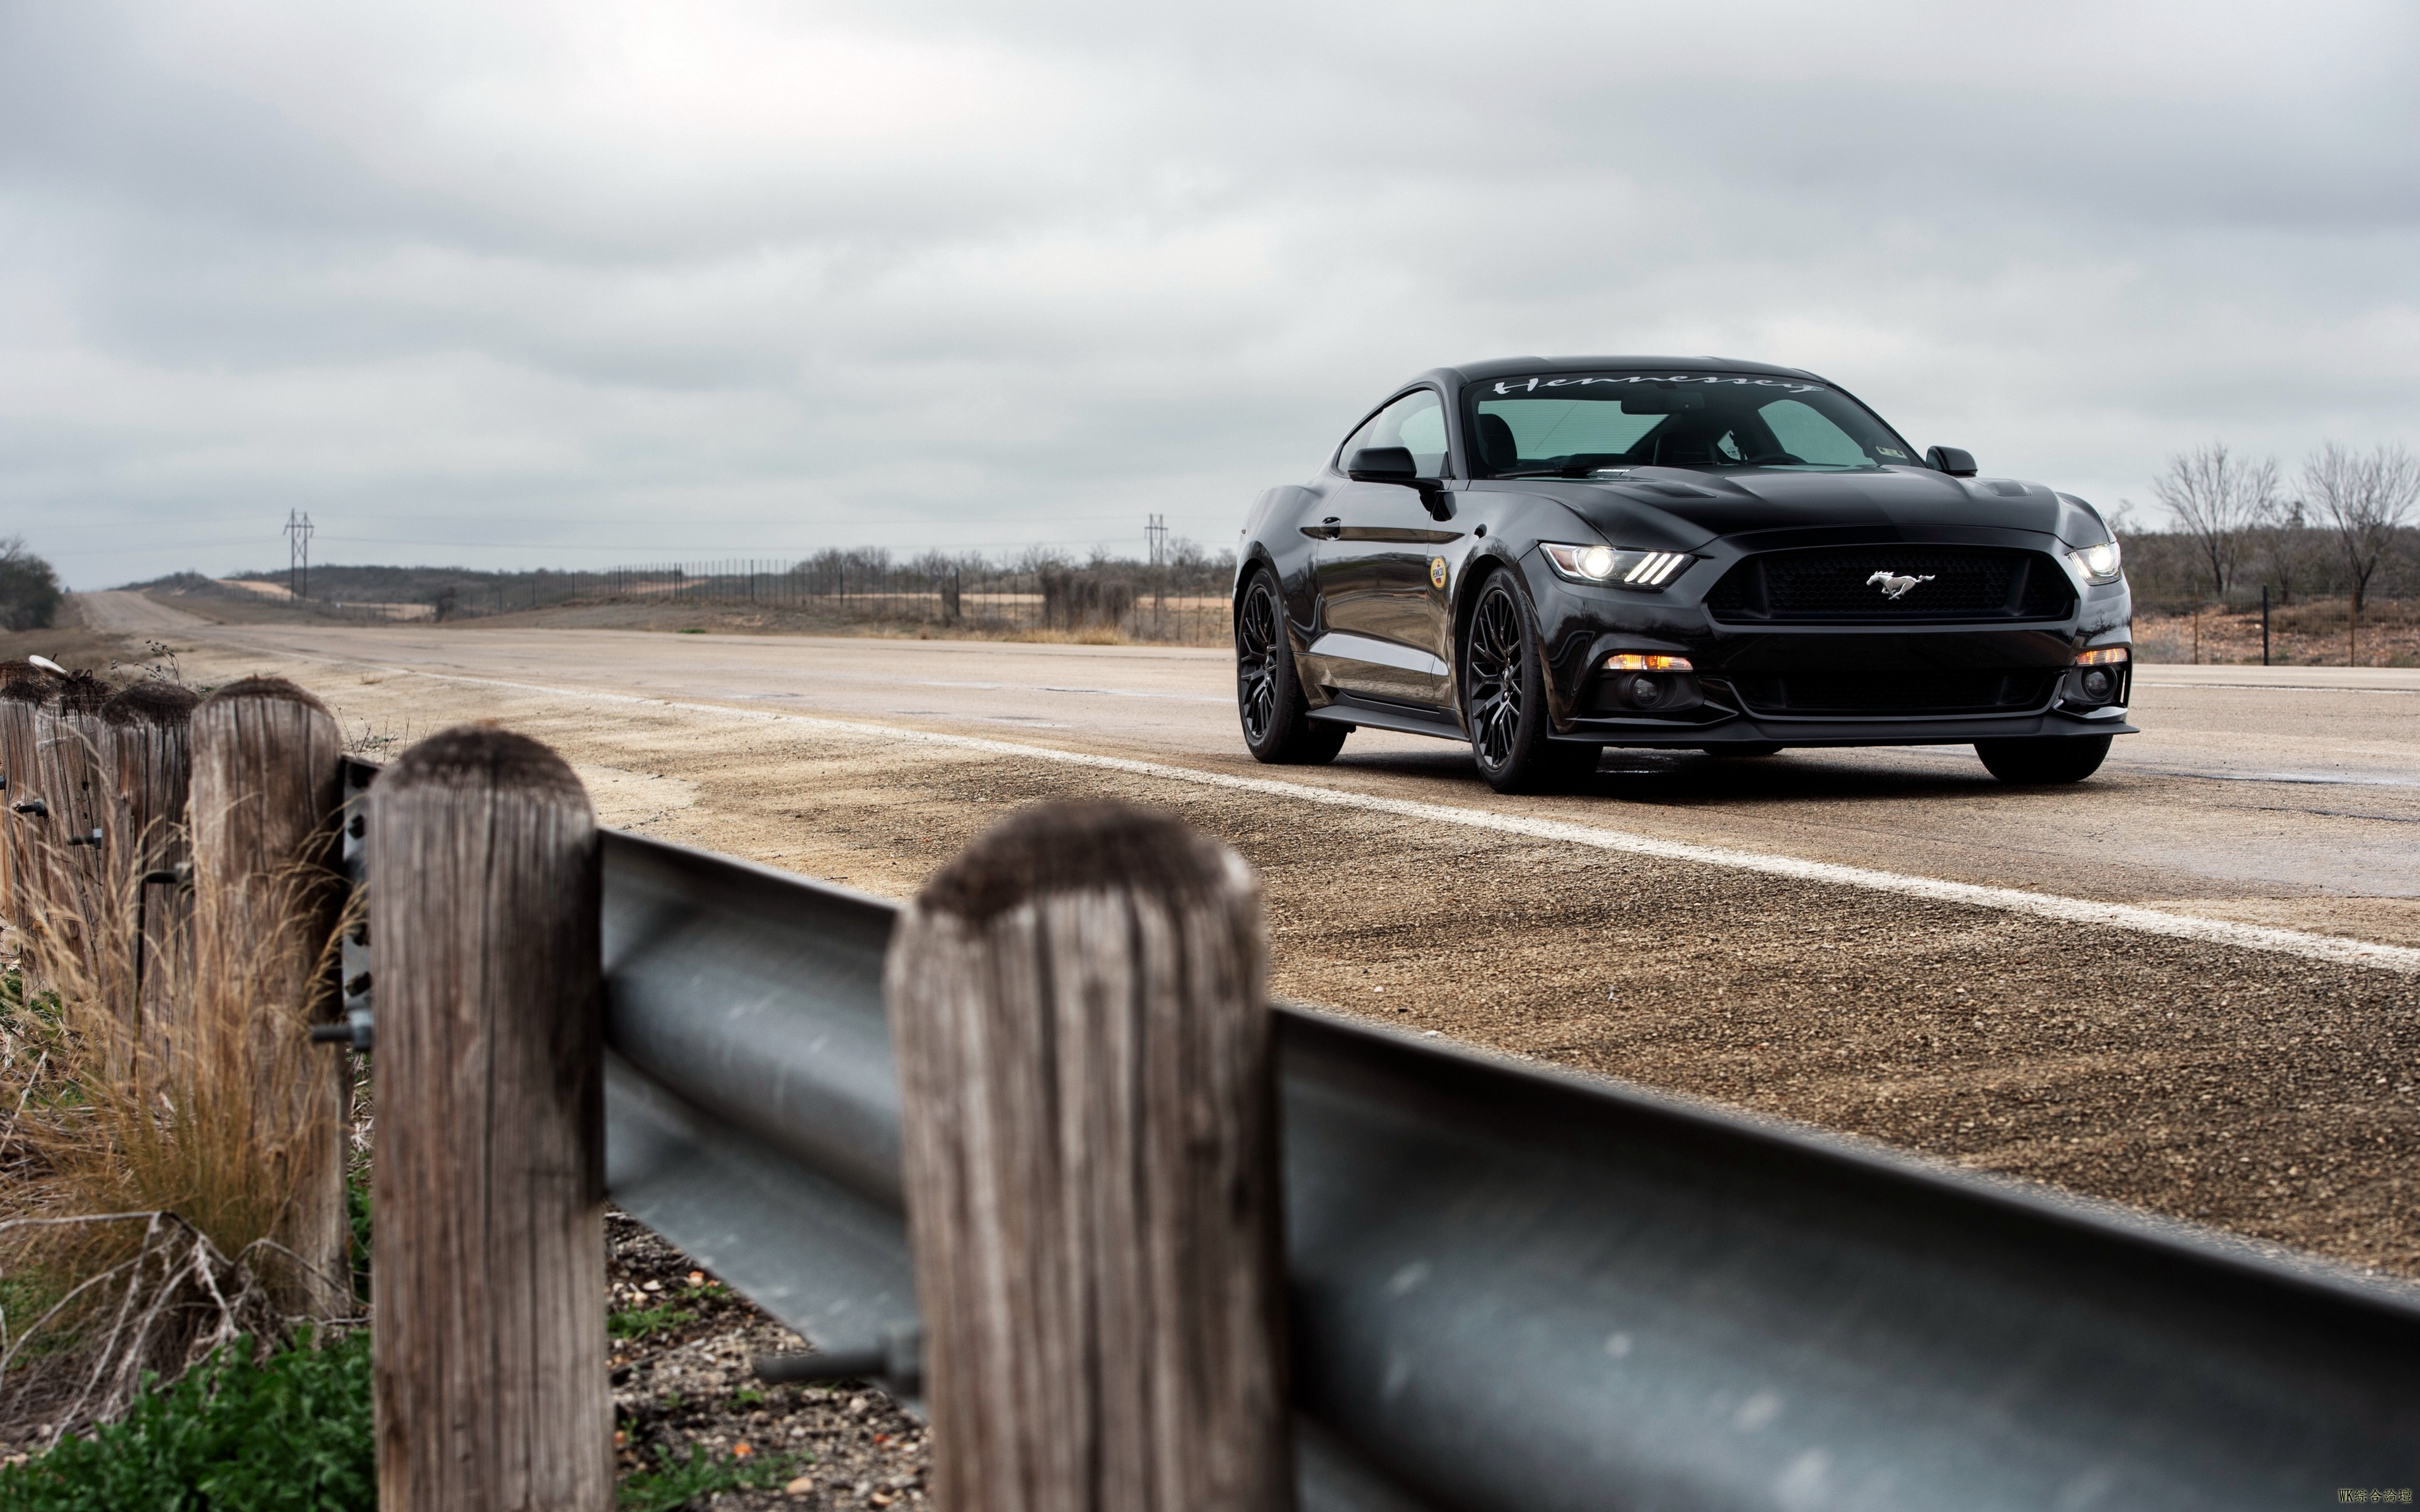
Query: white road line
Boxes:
[{"xmin": 294, "ymin": 652, "xmax": 2420, "ymax": 975}]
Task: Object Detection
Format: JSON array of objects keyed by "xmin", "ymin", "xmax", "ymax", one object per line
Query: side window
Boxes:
[
  {"xmin": 1338, "ymin": 390, "xmax": 1449, "ymax": 478},
  {"xmin": 1758, "ymin": 399, "xmax": 1871, "ymax": 467}
]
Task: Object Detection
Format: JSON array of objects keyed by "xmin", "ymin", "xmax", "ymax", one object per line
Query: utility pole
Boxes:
[
  {"xmin": 1146, "ymin": 513, "xmax": 1171, "ymax": 639},
  {"xmin": 284, "ymin": 510, "xmax": 314, "ymax": 602}
]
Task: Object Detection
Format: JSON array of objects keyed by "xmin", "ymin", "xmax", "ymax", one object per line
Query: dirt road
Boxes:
[{"xmin": 74, "ymin": 590, "xmax": 2420, "ymax": 1275}]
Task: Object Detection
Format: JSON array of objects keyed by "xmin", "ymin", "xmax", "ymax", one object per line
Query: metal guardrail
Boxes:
[{"xmin": 594, "ymin": 827, "xmax": 2420, "ymax": 1511}]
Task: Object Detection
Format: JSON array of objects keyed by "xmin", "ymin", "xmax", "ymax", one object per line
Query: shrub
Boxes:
[
  {"xmin": 0, "ymin": 541, "xmax": 60, "ymax": 633},
  {"xmin": 0, "ymin": 851, "xmax": 355, "ymax": 1438},
  {"xmin": 0, "ymin": 1329, "xmax": 373, "ymax": 1512}
]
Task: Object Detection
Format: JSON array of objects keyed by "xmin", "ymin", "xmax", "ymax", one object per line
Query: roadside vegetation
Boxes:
[
  {"xmin": 0, "ymin": 543, "xmax": 62, "ymax": 635},
  {"xmin": 0, "ymin": 1329, "xmax": 372, "ymax": 1512},
  {"xmin": 125, "ymin": 542, "xmax": 1242, "ymax": 646},
  {"xmin": 0, "ymin": 821, "xmax": 357, "ymax": 1453},
  {"xmin": 2120, "ymin": 439, "xmax": 2420, "ymax": 663}
]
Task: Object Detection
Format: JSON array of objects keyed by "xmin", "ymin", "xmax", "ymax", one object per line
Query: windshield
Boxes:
[{"xmin": 1468, "ymin": 373, "xmax": 1916, "ymax": 477}]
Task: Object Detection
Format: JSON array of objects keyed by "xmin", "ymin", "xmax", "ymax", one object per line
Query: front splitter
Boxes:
[{"xmin": 1558, "ymin": 708, "xmax": 2137, "ymax": 748}]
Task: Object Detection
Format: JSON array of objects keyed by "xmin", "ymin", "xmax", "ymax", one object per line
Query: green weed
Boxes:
[
  {"xmin": 618, "ymin": 1443, "xmax": 804, "ymax": 1512},
  {"xmin": 345, "ymin": 1167, "xmax": 371, "ymax": 1307},
  {"xmin": 0, "ymin": 1329, "xmax": 373, "ymax": 1512},
  {"xmin": 608, "ymin": 1302, "xmax": 695, "ymax": 1342}
]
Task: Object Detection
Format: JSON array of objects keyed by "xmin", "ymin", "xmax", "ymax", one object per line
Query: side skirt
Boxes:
[{"xmin": 1308, "ymin": 694, "xmax": 1466, "ymax": 743}]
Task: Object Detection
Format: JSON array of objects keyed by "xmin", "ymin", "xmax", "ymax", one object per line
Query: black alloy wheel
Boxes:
[
  {"xmin": 1461, "ymin": 571, "xmax": 1596, "ymax": 793},
  {"xmin": 1236, "ymin": 570, "xmax": 1347, "ymax": 765},
  {"xmin": 1974, "ymin": 734, "xmax": 2113, "ymax": 784}
]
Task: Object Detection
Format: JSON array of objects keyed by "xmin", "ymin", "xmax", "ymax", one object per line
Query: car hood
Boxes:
[{"xmin": 1544, "ymin": 466, "xmax": 2111, "ymax": 549}]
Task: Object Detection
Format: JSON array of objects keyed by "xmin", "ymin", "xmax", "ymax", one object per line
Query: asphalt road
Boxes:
[
  {"xmin": 71, "ymin": 590, "xmax": 2420, "ymax": 1274},
  {"xmin": 83, "ymin": 590, "xmax": 2420, "ymax": 944}
]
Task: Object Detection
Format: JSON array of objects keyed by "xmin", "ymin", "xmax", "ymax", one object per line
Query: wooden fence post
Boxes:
[
  {"xmin": 102, "ymin": 682, "xmax": 201, "ymax": 1047},
  {"xmin": 887, "ymin": 801, "xmax": 1292, "ymax": 1512},
  {"xmin": 368, "ymin": 724, "xmax": 608, "ymax": 1512},
  {"xmin": 189, "ymin": 677, "xmax": 350, "ymax": 1317},
  {"xmin": 0, "ymin": 663, "xmax": 65, "ymax": 949},
  {"xmin": 31, "ymin": 675, "xmax": 115, "ymax": 973}
]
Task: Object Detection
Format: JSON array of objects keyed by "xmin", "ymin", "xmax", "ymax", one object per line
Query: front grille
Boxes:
[
  {"xmin": 1705, "ymin": 547, "xmax": 2074, "ymax": 622},
  {"xmin": 1725, "ymin": 670, "xmax": 2058, "ymax": 716}
]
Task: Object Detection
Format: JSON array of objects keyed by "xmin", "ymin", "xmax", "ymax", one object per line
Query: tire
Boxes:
[
  {"xmin": 1461, "ymin": 570, "xmax": 1598, "ymax": 793},
  {"xmin": 1702, "ymin": 743, "xmax": 1785, "ymax": 759},
  {"xmin": 1236, "ymin": 569, "xmax": 1347, "ymax": 765},
  {"xmin": 1974, "ymin": 735, "xmax": 2112, "ymax": 784}
]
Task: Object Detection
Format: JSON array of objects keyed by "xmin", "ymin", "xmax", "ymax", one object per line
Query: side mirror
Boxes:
[
  {"xmin": 1347, "ymin": 446, "xmax": 1419, "ymax": 483},
  {"xmin": 1927, "ymin": 445, "xmax": 1978, "ymax": 478}
]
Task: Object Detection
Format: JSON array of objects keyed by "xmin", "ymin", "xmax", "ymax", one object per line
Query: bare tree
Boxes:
[
  {"xmin": 2305, "ymin": 442, "xmax": 2420, "ymax": 612},
  {"xmin": 2305, "ymin": 442, "xmax": 2420, "ymax": 665},
  {"xmin": 2255, "ymin": 495, "xmax": 2325, "ymax": 604},
  {"xmin": 2150, "ymin": 442, "xmax": 2278, "ymax": 598}
]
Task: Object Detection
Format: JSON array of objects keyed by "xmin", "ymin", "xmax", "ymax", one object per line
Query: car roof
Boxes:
[{"xmin": 1426, "ymin": 355, "xmax": 1826, "ymax": 386}]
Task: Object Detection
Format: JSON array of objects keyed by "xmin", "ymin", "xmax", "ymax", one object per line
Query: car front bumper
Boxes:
[{"xmin": 1525, "ymin": 541, "xmax": 2137, "ymax": 748}]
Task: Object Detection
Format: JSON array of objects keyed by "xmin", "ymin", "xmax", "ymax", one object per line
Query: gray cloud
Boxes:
[{"xmin": 3, "ymin": 0, "xmax": 2415, "ymax": 584}]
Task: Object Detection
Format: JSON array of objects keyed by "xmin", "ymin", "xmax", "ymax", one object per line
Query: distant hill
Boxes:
[{"xmin": 124, "ymin": 564, "xmax": 529, "ymax": 602}]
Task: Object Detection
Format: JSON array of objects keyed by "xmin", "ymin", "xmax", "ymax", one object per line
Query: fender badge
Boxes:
[{"xmin": 1430, "ymin": 558, "xmax": 1448, "ymax": 590}]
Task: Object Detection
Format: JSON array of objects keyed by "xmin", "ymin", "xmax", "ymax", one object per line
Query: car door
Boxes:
[{"xmin": 1308, "ymin": 389, "xmax": 1461, "ymax": 707}]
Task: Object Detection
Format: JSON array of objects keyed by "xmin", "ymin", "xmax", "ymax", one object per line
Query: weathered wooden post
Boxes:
[
  {"xmin": 887, "ymin": 802, "xmax": 1293, "ymax": 1512},
  {"xmin": 31, "ymin": 674, "xmax": 115, "ymax": 970},
  {"xmin": 369, "ymin": 724, "xmax": 608, "ymax": 1512},
  {"xmin": 0, "ymin": 663, "xmax": 65, "ymax": 945},
  {"xmin": 102, "ymin": 682, "xmax": 201, "ymax": 1045},
  {"xmin": 189, "ymin": 676, "xmax": 350, "ymax": 1316}
]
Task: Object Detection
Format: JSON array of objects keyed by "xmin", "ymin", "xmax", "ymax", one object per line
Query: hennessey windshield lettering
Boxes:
[{"xmin": 1487, "ymin": 375, "xmax": 1827, "ymax": 395}]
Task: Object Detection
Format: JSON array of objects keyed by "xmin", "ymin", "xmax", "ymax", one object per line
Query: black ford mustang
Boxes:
[{"xmin": 1233, "ymin": 356, "xmax": 2135, "ymax": 791}]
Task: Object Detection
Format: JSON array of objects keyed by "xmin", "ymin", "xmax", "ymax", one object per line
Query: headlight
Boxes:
[
  {"xmin": 1541, "ymin": 542, "xmax": 1691, "ymax": 588},
  {"xmin": 2065, "ymin": 540, "xmax": 2123, "ymax": 585}
]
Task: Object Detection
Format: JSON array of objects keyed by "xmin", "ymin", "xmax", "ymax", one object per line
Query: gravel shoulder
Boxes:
[{"xmin": 608, "ymin": 1213, "xmax": 927, "ymax": 1509}]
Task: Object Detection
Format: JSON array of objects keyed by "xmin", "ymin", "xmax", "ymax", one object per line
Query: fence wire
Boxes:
[{"xmin": 419, "ymin": 555, "xmax": 1233, "ymax": 646}]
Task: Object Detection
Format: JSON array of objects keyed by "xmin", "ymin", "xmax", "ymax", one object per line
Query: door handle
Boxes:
[{"xmin": 1308, "ymin": 517, "xmax": 1342, "ymax": 540}]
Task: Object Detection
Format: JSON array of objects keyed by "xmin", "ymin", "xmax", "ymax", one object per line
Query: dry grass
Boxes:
[
  {"xmin": 2133, "ymin": 595, "xmax": 2420, "ymax": 667},
  {"xmin": 0, "ymin": 820, "xmax": 355, "ymax": 1445}
]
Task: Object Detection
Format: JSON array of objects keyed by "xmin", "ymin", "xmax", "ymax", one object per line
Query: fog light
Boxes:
[
  {"xmin": 1628, "ymin": 674, "xmax": 1666, "ymax": 707},
  {"xmin": 2080, "ymin": 668, "xmax": 2113, "ymax": 701}
]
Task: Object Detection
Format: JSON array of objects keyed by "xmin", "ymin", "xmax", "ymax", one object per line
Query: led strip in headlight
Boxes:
[
  {"xmin": 1541, "ymin": 542, "xmax": 1692, "ymax": 588},
  {"xmin": 2065, "ymin": 540, "xmax": 2123, "ymax": 585}
]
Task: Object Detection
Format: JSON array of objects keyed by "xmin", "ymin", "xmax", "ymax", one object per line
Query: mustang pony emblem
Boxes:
[{"xmin": 1866, "ymin": 570, "xmax": 1936, "ymax": 600}]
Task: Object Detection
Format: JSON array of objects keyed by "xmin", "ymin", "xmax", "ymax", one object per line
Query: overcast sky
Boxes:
[{"xmin": 4, "ymin": 0, "xmax": 2415, "ymax": 587}]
